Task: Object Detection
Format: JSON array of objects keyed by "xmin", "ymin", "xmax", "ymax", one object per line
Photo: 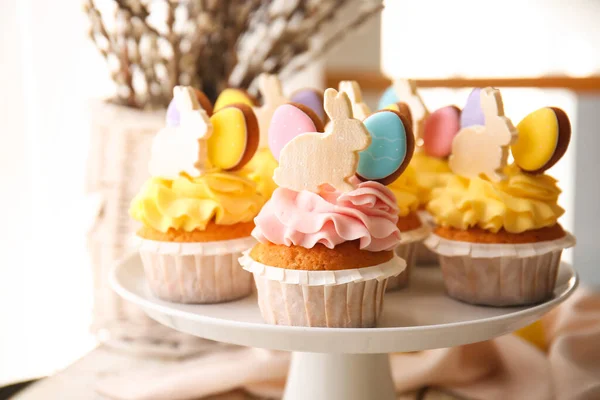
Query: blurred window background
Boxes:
[{"xmin": 1, "ymin": 0, "xmax": 110, "ymax": 386}]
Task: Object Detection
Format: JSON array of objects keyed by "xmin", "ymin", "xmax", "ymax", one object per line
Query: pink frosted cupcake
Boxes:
[
  {"xmin": 239, "ymin": 88, "xmax": 410, "ymax": 327},
  {"xmin": 241, "ymin": 181, "xmax": 404, "ymax": 327}
]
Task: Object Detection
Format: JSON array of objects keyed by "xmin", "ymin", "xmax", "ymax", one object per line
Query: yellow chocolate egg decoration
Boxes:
[
  {"xmin": 208, "ymin": 104, "xmax": 259, "ymax": 171},
  {"xmin": 512, "ymin": 107, "xmax": 571, "ymax": 174},
  {"xmin": 213, "ymin": 88, "xmax": 256, "ymax": 112}
]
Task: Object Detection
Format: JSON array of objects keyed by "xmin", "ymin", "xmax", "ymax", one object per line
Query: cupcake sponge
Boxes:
[{"xmin": 250, "ymin": 240, "xmax": 393, "ymax": 271}]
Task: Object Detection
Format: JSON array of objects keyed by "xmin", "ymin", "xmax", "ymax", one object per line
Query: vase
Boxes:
[{"xmin": 85, "ymin": 100, "xmax": 211, "ymax": 357}]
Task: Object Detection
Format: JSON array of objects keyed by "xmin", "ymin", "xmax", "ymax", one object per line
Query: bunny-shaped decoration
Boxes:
[
  {"xmin": 253, "ymin": 74, "xmax": 288, "ymax": 149},
  {"xmin": 393, "ymin": 79, "xmax": 428, "ymax": 139},
  {"xmin": 166, "ymin": 88, "xmax": 213, "ymax": 127},
  {"xmin": 273, "ymin": 89, "xmax": 371, "ymax": 193},
  {"xmin": 449, "ymin": 87, "xmax": 518, "ymax": 181},
  {"xmin": 339, "ymin": 80, "xmax": 371, "ymax": 120},
  {"xmin": 149, "ymin": 86, "xmax": 260, "ymax": 180},
  {"xmin": 149, "ymin": 86, "xmax": 213, "ymax": 179}
]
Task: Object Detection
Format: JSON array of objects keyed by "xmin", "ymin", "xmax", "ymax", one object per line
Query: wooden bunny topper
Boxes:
[
  {"xmin": 174, "ymin": 86, "xmax": 213, "ymax": 171},
  {"xmin": 393, "ymin": 79, "xmax": 428, "ymax": 140},
  {"xmin": 339, "ymin": 80, "xmax": 371, "ymax": 120},
  {"xmin": 449, "ymin": 87, "xmax": 518, "ymax": 182},
  {"xmin": 273, "ymin": 89, "xmax": 371, "ymax": 193},
  {"xmin": 149, "ymin": 86, "xmax": 213, "ymax": 180},
  {"xmin": 253, "ymin": 74, "xmax": 288, "ymax": 149},
  {"xmin": 149, "ymin": 85, "xmax": 260, "ymax": 180}
]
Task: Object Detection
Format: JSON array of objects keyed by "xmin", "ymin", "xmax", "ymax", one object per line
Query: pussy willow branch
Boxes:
[
  {"xmin": 85, "ymin": 0, "xmax": 383, "ymax": 109},
  {"xmin": 279, "ymin": 1, "xmax": 384, "ymax": 83}
]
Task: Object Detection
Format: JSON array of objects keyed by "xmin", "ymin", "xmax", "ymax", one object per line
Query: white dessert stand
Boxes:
[{"xmin": 111, "ymin": 254, "xmax": 577, "ymax": 400}]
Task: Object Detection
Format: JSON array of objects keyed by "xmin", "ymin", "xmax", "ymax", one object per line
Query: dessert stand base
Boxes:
[
  {"xmin": 285, "ymin": 352, "xmax": 395, "ymax": 400},
  {"xmin": 111, "ymin": 254, "xmax": 577, "ymax": 400}
]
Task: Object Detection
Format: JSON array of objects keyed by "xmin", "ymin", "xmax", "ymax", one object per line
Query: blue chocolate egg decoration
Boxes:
[{"xmin": 357, "ymin": 110, "xmax": 414, "ymax": 185}]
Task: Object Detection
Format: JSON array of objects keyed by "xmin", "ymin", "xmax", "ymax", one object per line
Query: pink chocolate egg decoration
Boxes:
[
  {"xmin": 268, "ymin": 104, "xmax": 321, "ymax": 161},
  {"xmin": 422, "ymin": 105, "xmax": 461, "ymax": 158}
]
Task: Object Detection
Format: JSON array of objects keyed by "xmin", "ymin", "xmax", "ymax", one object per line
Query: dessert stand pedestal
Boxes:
[{"xmin": 111, "ymin": 255, "xmax": 577, "ymax": 400}]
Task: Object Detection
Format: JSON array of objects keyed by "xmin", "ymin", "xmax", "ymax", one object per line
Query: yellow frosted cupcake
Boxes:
[
  {"xmin": 243, "ymin": 148, "xmax": 278, "ymax": 198},
  {"xmin": 410, "ymin": 151, "xmax": 453, "ymax": 207},
  {"xmin": 377, "ymin": 80, "xmax": 454, "ymax": 208},
  {"xmin": 242, "ymin": 74, "xmax": 288, "ymax": 198},
  {"xmin": 409, "ymin": 152, "xmax": 453, "ymax": 264},
  {"xmin": 386, "ymin": 165, "xmax": 430, "ymax": 289},
  {"xmin": 426, "ymin": 164, "xmax": 574, "ymax": 305},
  {"xmin": 425, "ymin": 88, "xmax": 575, "ymax": 306},
  {"xmin": 378, "ymin": 83, "xmax": 459, "ymax": 266},
  {"xmin": 131, "ymin": 86, "xmax": 265, "ymax": 304}
]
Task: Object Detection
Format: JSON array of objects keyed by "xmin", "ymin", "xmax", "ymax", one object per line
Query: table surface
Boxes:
[{"xmin": 7, "ymin": 345, "xmax": 465, "ymax": 400}]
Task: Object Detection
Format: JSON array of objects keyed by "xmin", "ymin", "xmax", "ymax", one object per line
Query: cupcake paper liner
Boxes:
[
  {"xmin": 137, "ymin": 236, "xmax": 256, "ymax": 256},
  {"xmin": 388, "ymin": 224, "xmax": 431, "ymax": 291},
  {"xmin": 239, "ymin": 252, "xmax": 406, "ymax": 328},
  {"xmin": 424, "ymin": 232, "xmax": 576, "ymax": 306},
  {"xmin": 415, "ymin": 210, "xmax": 439, "ymax": 265},
  {"xmin": 138, "ymin": 237, "xmax": 255, "ymax": 304}
]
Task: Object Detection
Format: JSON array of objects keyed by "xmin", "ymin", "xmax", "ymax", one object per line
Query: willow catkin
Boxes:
[{"xmin": 85, "ymin": 0, "xmax": 382, "ymax": 109}]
